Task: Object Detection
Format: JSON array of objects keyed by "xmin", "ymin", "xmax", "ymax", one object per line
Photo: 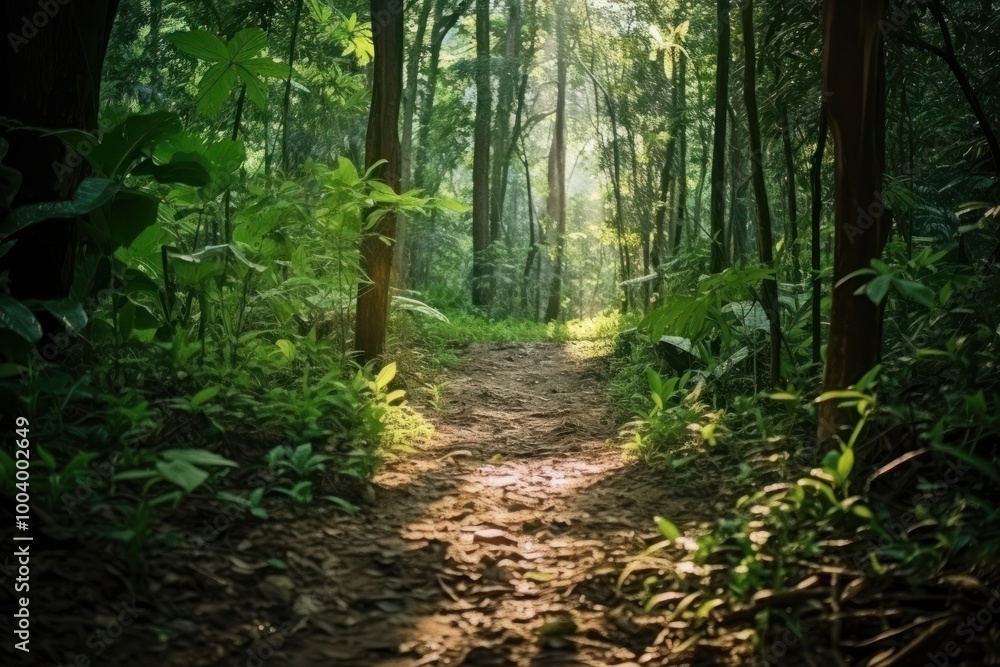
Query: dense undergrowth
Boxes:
[{"xmin": 607, "ymin": 246, "xmax": 1000, "ymax": 662}]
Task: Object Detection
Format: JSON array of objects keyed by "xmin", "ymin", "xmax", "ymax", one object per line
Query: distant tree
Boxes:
[
  {"xmin": 544, "ymin": 0, "xmax": 568, "ymax": 322},
  {"xmin": 471, "ymin": 0, "xmax": 492, "ymax": 307},
  {"xmin": 708, "ymin": 0, "xmax": 730, "ymax": 274}
]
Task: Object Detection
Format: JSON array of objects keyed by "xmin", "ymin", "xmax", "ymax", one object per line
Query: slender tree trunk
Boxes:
[
  {"xmin": 708, "ymin": 0, "xmax": 730, "ymax": 274},
  {"xmin": 810, "ymin": 105, "xmax": 828, "ymax": 365},
  {"xmin": 489, "ymin": 0, "xmax": 522, "ymax": 247},
  {"xmin": 819, "ymin": 0, "xmax": 889, "ymax": 441},
  {"xmin": 544, "ymin": 0, "xmax": 568, "ymax": 322},
  {"xmin": 674, "ymin": 49, "xmax": 688, "ymax": 252},
  {"xmin": 396, "ymin": 0, "xmax": 434, "ymax": 288},
  {"xmin": 520, "ymin": 144, "xmax": 539, "ymax": 314},
  {"xmin": 742, "ymin": 0, "xmax": 781, "ymax": 388},
  {"xmin": 0, "ymin": 0, "xmax": 120, "ymax": 302},
  {"xmin": 354, "ymin": 0, "xmax": 404, "ymax": 362},
  {"xmin": 281, "ymin": 0, "xmax": 305, "ymax": 172},
  {"xmin": 651, "ymin": 139, "xmax": 675, "ymax": 279},
  {"xmin": 780, "ymin": 105, "xmax": 800, "ymax": 282},
  {"xmin": 471, "ymin": 0, "xmax": 493, "ymax": 307}
]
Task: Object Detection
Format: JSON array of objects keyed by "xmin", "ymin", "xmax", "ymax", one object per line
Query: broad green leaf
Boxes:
[
  {"xmin": 38, "ymin": 298, "xmax": 87, "ymax": 332},
  {"xmin": 0, "ymin": 295, "xmax": 42, "ymax": 344},
  {"xmin": 374, "ymin": 361, "xmax": 397, "ymax": 391},
  {"xmin": 167, "ymin": 30, "xmax": 229, "ymax": 62},
  {"xmin": 156, "ymin": 459, "xmax": 209, "ymax": 493},
  {"xmin": 893, "ymin": 278, "xmax": 937, "ymax": 308},
  {"xmin": 0, "ymin": 177, "xmax": 119, "ymax": 239},
  {"xmin": 132, "ymin": 153, "xmax": 211, "ymax": 186},
  {"xmin": 91, "ymin": 111, "xmax": 183, "ymax": 178},
  {"xmin": 196, "ymin": 62, "xmax": 239, "ymax": 118},
  {"xmin": 84, "ymin": 190, "xmax": 159, "ymax": 253},
  {"xmin": 863, "ymin": 274, "xmax": 892, "ymax": 305},
  {"xmin": 162, "ymin": 448, "xmax": 236, "ymax": 467},
  {"xmin": 190, "ymin": 386, "xmax": 221, "ymax": 406}
]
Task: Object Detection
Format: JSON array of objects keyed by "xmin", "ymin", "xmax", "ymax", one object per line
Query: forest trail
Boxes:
[{"xmin": 278, "ymin": 343, "xmax": 717, "ymax": 666}]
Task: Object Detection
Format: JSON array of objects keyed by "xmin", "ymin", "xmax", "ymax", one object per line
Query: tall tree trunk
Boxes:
[
  {"xmin": 708, "ymin": 0, "xmax": 730, "ymax": 274},
  {"xmin": 489, "ymin": 0, "xmax": 522, "ymax": 247},
  {"xmin": 810, "ymin": 105, "xmax": 828, "ymax": 365},
  {"xmin": 674, "ymin": 49, "xmax": 688, "ymax": 252},
  {"xmin": 0, "ymin": 0, "xmax": 118, "ymax": 308},
  {"xmin": 281, "ymin": 0, "xmax": 305, "ymax": 172},
  {"xmin": 780, "ymin": 105, "xmax": 800, "ymax": 282},
  {"xmin": 651, "ymin": 139, "xmax": 676, "ymax": 280},
  {"xmin": 520, "ymin": 144, "xmax": 539, "ymax": 315},
  {"xmin": 742, "ymin": 0, "xmax": 781, "ymax": 388},
  {"xmin": 0, "ymin": 0, "xmax": 120, "ymax": 303},
  {"xmin": 471, "ymin": 0, "xmax": 492, "ymax": 307},
  {"xmin": 544, "ymin": 0, "xmax": 568, "ymax": 323},
  {"xmin": 819, "ymin": 0, "xmax": 889, "ymax": 441},
  {"xmin": 354, "ymin": 0, "xmax": 404, "ymax": 362},
  {"xmin": 396, "ymin": 0, "xmax": 435, "ymax": 288}
]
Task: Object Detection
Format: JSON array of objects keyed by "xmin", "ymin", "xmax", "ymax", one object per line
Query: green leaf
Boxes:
[
  {"xmin": 91, "ymin": 111, "xmax": 183, "ymax": 179},
  {"xmin": 84, "ymin": 190, "xmax": 159, "ymax": 253},
  {"xmin": 374, "ymin": 362, "xmax": 397, "ymax": 391},
  {"xmin": 167, "ymin": 30, "xmax": 230, "ymax": 62},
  {"xmin": 38, "ymin": 298, "xmax": 87, "ymax": 332},
  {"xmin": 226, "ymin": 28, "xmax": 268, "ymax": 60},
  {"xmin": 654, "ymin": 516, "xmax": 681, "ymax": 540},
  {"xmin": 0, "ymin": 295, "xmax": 42, "ymax": 344},
  {"xmin": 0, "ymin": 177, "xmax": 119, "ymax": 239},
  {"xmin": 196, "ymin": 62, "xmax": 239, "ymax": 118},
  {"xmin": 892, "ymin": 278, "xmax": 937, "ymax": 309},
  {"xmin": 275, "ymin": 339, "xmax": 296, "ymax": 361},
  {"xmin": 132, "ymin": 153, "xmax": 211, "ymax": 186},
  {"xmin": 161, "ymin": 448, "xmax": 236, "ymax": 467},
  {"xmin": 837, "ymin": 447, "xmax": 855, "ymax": 481},
  {"xmin": 155, "ymin": 459, "xmax": 209, "ymax": 493},
  {"xmin": 190, "ymin": 386, "xmax": 221, "ymax": 407},
  {"xmin": 384, "ymin": 389, "xmax": 406, "ymax": 404},
  {"xmin": 322, "ymin": 495, "xmax": 359, "ymax": 515},
  {"xmin": 863, "ymin": 274, "xmax": 892, "ymax": 305}
]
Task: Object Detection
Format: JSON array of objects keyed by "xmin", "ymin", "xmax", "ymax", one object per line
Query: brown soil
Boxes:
[{"xmin": 248, "ymin": 342, "xmax": 719, "ymax": 666}]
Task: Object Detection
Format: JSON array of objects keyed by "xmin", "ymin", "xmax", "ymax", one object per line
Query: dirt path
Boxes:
[{"xmin": 268, "ymin": 342, "xmax": 714, "ymax": 666}]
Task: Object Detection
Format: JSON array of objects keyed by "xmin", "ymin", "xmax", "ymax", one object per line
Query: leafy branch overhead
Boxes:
[{"xmin": 167, "ymin": 28, "xmax": 292, "ymax": 117}]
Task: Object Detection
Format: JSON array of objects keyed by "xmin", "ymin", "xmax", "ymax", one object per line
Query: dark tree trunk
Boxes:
[
  {"xmin": 281, "ymin": 0, "xmax": 305, "ymax": 173},
  {"xmin": 0, "ymin": 0, "xmax": 121, "ymax": 301},
  {"xmin": 354, "ymin": 0, "xmax": 404, "ymax": 362},
  {"xmin": 742, "ymin": 0, "xmax": 781, "ymax": 388},
  {"xmin": 780, "ymin": 105, "xmax": 800, "ymax": 282},
  {"xmin": 819, "ymin": 0, "xmax": 889, "ymax": 441},
  {"xmin": 708, "ymin": 0, "xmax": 730, "ymax": 274},
  {"xmin": 471, "ymin": 0, "xmax": 492, "ymax": 307},
  {"xmin": 674, "ymin": 49, "xmax": 688, "ymax": 252}
]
